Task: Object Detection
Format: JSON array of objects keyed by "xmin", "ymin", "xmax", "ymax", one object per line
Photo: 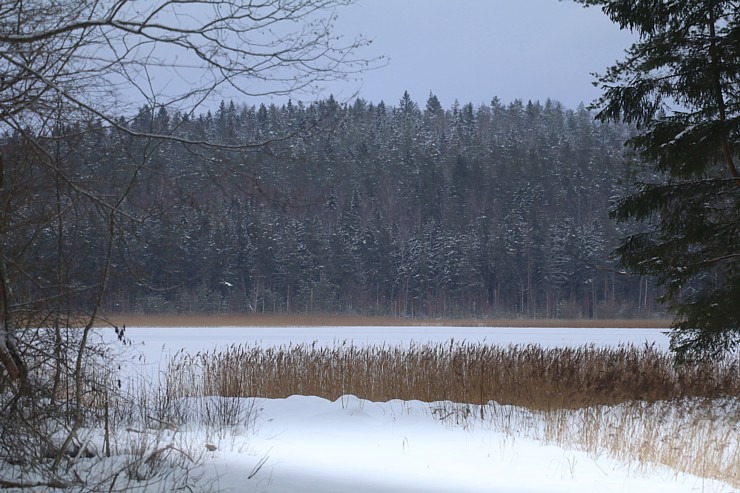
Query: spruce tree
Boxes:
[{"xmin": 578, "ymin": 0, "xmax": 740, "ymax": 359}]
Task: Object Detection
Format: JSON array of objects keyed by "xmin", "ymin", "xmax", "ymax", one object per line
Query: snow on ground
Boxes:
[
  {"xmin": 97, "ymin": 326, "xmax": 735, "ymax": 492},
  {"xmin": 201, "ymin": 394, "xmax": 733, "ymax": 493}
]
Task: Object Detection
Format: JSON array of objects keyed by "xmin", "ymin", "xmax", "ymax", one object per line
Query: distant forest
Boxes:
[{"xmin": 7, "ymin": 93, "xmax": 664, "ymax": 319}]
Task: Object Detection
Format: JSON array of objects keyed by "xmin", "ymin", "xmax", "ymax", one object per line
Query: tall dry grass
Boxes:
[
  {"xmin": 166, "ymin": 341, "xmax": 737, "ymax": 409},
  {"xmin": 476, "ymin": 398, "xmax": 739, "ymax": 487},
  {"xmin": 162, "ymin": 341, "xmax": 739, "ymax": 487}
]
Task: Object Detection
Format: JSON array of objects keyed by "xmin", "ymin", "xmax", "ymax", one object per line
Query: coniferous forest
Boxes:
[{"xmin": 6, "ymin": 93, "xmax": 662, "ymax": 320}]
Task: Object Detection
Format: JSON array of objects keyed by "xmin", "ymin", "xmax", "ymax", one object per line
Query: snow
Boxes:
[
  {"xmin": 203, "ymin": 394, "xmax": 732, "ymax": 493},
  {"xmin": 96, "ymin": 325, "xmax": 736, "ymax": 493},
  {"xmin": 672, "ymin": 124, "xmax": 696, "ymax": 143},
  {"xmin": 117, "ymin": 326, "xmax": 672, "ymax": 364},
  {"xmin": 109, "ymin": 326, "xmax": 674, "ymax": 387},
  {"xmin": 7, "ymin": 326, "xmax": 736, "ymax": 492}
]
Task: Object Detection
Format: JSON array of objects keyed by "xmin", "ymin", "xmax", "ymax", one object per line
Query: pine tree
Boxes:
[{"xmin": 579, "ymin": 0, "xmax": 740, "ymax": 359}]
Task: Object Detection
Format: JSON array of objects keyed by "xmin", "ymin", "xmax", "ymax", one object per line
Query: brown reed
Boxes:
[
  {"xmin": 166, "ymin": 341, "xmax": 738, "ymax": 410},
  {"xmin": 162, "ymin": 341, "xmax": 738, "ymax": 487}
]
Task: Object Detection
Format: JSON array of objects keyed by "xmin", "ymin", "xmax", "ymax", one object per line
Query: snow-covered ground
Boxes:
[
  {"xmin": 101, "ymin": 326, "xmax": 736, "ymax": 493},
  {"xmin": 194, "ymin": 394, "xmax": 731, "ymax": 493},
  {"xmin": 4, "ymin": 327, "xmax": 732, "ymax": 491}
]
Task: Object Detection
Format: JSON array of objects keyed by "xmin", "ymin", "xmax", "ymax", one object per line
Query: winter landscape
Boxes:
[
  {"xmin": 2, "ymin": 1, "xmax": 740, "ymax": 492},
  {"xmin": 5, "ymin": 325, "xmax": 731, "ymax": 492},
  {"xmin": 126, "ymin": 326, "xmax": 740, "ymax": 492}
]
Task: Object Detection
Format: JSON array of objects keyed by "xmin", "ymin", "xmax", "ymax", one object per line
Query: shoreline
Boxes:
[{"xmin": 101, "ymin": 312, "xmax": 671, "ymax": 329}]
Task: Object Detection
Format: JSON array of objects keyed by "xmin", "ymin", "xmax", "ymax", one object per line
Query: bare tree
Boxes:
[{"xmin": 0, "ymin": 0, "xmax": 372, "ymax": 487}]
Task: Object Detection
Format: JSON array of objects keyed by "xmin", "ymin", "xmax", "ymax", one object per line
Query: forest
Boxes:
[{"xmin": 3, "ymin": 92, "xmax": 662, "ymax": 320}]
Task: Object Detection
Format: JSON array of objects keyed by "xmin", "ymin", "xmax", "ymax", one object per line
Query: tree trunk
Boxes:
[
  {"xmin": 0, "ymin": 152, "xmax": 27, "ymax": 389},
  {"xmin": 0, "ymin": 256, "xmax": 27, "ymax": 389},
  {"xmin": 708, "ymin": 8, "xmax": 740, "ymax": 184}
]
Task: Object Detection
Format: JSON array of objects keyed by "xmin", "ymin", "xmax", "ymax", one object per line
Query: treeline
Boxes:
[{"xmin": 3, "ymin": 93, "xmax": 663, "ymax": 319}]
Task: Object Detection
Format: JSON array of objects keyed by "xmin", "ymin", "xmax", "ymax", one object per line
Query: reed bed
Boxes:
[
  {"xmin": 166, "ymin": 341, "xmax": 738, "ymax": 409},
  {"xmin": 163, "ymin": 341, "xmax": 739, "ymax": 487},
  {"xmin": 474, "ymin": 398, "xmax": 739, "ymax": 487}
]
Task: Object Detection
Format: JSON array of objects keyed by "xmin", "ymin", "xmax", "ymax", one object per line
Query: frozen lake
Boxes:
[
  {"xmin": 111, "ymin": 325, "xmax": 672, "ymax": 361},
  {"xmin": 91, "ymin": 324, "xmax": 736, "ymax": 493}
]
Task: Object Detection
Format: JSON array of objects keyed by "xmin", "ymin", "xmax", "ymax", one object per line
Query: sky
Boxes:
[{"xmin": 318, "ymin": 0, "xmax": 636, "ymax": 110}]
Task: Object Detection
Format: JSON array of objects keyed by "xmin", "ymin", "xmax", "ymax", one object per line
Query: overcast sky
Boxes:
[{"xmin": 319, "ymin": 0, "xmax": 636, "ymax": 110}]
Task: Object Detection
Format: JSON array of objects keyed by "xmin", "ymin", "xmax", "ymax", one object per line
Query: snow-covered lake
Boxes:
[
  {"xmin": 115, "ymin": 325, "xmax": 672, "ymax": 363},
  {"xmin": 90, "ymin": 325, "xmax": 737, "ymax": 493}
]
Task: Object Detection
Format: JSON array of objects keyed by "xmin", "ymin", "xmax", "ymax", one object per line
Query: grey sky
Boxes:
[{"xmin": 320, "ymin": 0, "xmax": 635, "ymax": 109}]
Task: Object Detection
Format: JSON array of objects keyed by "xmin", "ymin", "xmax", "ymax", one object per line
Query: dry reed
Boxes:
[
  {"xmin": 166, "ymin": 341, "xmax": 738, "ymax": 410},
  {"xmin": 476, "ymin": 398, "xmax": 739, "ymax": 487},
  {"xmin": 162, "ymin": 340, "xmax": 739, "ymax": 487}
]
